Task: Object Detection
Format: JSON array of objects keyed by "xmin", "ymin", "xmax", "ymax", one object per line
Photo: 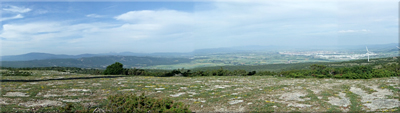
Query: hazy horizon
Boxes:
[
  {"xmin": 0, "ymin": 0, "xmax": 397, "ymax": 56},
  {"xmin": 1, "ymin": 42, "xmax": 398, "ymax": 56}
]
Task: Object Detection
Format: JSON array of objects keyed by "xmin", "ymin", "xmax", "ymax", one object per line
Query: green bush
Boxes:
[
  {"xmin": 341, "ymin": 73, "xmax": 349, "ymax": 79},
  {"xmin": 106, "ymin": 93, "xmax": 191, "ymax": 113},
  {"xmin": 325, "ymin": 74, "xmax": 333, "ymax": 78},
  {"xmin": 247, "ymin": 71, "xmax": 256, "ymax": 76},
  {"xmin": 191, "ymin": 71, "xmax": 206, "ymax": 76},
  {"xmin": 316, "ymin": 74, "xmax": 325, "ymax": 78},
  {"xmin": 288, "ymin": 73, "xmax": 303, "ymax": 78},
  {"xmin": 348, "ymin": 73, "xmax": 358, "ymax": 79},
  {"xmin": 288, "ymin": 73, "xmax": 296, "ymax": 78},
  {"xmin": 163, "ymin": 69, "xmax": 181, "ymax": 77},
  {"xmin": 216, "ymin": 67, "xmax": 227, "ymax": 76},
  {"xmin": 372, "ymin": 69, "xmax": 395, "ymax": 78},
  {"xmin": 182, "ymin": 70, "xmax": 192, "ymax": 77},
  {"xmin": 295, "ymin": 73, "xmax": 304, "ymax": 78},
  {"xmin": 58, "ymin": 102, "xmax": 94, "ymax": 112},
  {"xmin": 256, "ymin": 71, "xmax": 275, "ymax": 76},
  {"xmin": 59, "ymin": 103, "xmax": 75, "ymax": 112},
  {"xmin": 2, "ymin": 70, "xmax": 32, "ymax": 76},
  {"xmin": 365, "ymin": 73, "xmax": 372, "ymax": 79},
  {"xmin": 334, "ymin": 74, "xmax": 342, "ymax": 79},
  {"xmin": 103, "ymin": 62, "xmax": 124, "ymax": 75},
  {"xmin": 233, "ymin": 69, "xmax": 247, "ymax": 76}
]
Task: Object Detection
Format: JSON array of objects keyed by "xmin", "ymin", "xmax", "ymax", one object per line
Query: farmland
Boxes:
[
  {"xmin": 1, "ymin": 71, "xmax": 399, "ymax": 112},
  {"xmin": 144, "ymin": 50, "xmax": 398, "ymax": 70}
]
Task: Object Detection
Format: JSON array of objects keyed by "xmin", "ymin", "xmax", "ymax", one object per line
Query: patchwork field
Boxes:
[{"xmin": 1, "ymin": 73, "xmax": 399, "ymax": 112}]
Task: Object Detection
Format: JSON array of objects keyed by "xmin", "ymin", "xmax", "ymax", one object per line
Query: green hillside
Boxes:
[{"xmin": 192, "ymin": 57, "xmax": 399, "ymax": 72}]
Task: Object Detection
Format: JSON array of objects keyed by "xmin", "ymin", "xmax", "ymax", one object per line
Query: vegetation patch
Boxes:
[
  {"xmin": 1, "ymin": 69, "xmax": 32, "ymax": 76},
  {"xmin": 346, "ymin": 90, "xmax": 363, "ymax": 112}
]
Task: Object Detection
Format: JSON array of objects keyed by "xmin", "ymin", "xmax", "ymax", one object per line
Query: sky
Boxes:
[{"xmin": 0, "ymin": 0, "xmax": 398, "ymax": 55}]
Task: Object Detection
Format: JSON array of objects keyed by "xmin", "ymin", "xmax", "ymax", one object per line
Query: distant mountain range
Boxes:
[
  {"xmin": 1, "ymin": 43, "xmax": 398, "ymax": 62},
  {"xmin": 1, "ymin": 56, "xmax": 193, "ymax": 68},
  {"xmin": 1, "ymin": 53, "xmax": 98, "ymax": 61},
  {"xmin": 0, "ymin": 52, "xmax": 193, "ymax": 61}
]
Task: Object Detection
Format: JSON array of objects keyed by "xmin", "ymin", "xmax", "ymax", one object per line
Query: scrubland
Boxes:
[{"xmin": 1, "ymin": 71, "xmax": 399, "ymax": 112}]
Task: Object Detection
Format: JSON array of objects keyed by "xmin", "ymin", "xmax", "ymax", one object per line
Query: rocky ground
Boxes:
[{"xmin": 1, "ymin": 74, "xmax": 399, "ymax": 112}]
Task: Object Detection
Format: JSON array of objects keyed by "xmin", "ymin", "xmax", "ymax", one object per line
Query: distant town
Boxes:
[{"xmin": 279, "ymin": 51, "xmax": 377, "ymax": 60}]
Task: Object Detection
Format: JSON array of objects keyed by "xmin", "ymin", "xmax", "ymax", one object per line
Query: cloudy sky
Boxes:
[{"xmin": 0, "ymin": 0, "xmax": 397, "ymax": 55}]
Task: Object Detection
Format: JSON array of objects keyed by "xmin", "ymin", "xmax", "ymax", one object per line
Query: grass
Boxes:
[
  {"xmin": 379, "ymin": 84, "xmax": 400, "ymax": 93},
  {"xmin": 378, "ymin": 84, "xmax": 400, "ymax": 102},
  {"xmin": 341, "ymin": 85, "xmax": 364, "ymax": 112},
  {"xmin": 1, "ymin": 72, "xmax": 399, "ymax": 112},
  {"xmin": 356, "ymin": 84, "xmax": 377, "ymax": 94}
]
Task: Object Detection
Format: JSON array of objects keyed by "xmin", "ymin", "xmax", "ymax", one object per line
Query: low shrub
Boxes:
[
  {"xmin": 341, "ymin": 73, "xmax": 350, "ymax": 79},
  {"xmin": 295, "ymin": 73, "xmax": 304, "ymax": 78},
  {"xmin": 334, "ymin": 74, "xmax": 342, "ymax": 79},
  {"xmin": 58, "ymin": 103, "xmax": 94, "ymax": 112},
  {"xmin": 325, "ymin": 74, "xmax": 333, "ymax": 78},
  {"xmin": 247, "ymin": 71, "xmax": 256, "ymax": 76},
  {"xmin": 316, "ymin": 74, "xmax": 325, "ymax": 78},
  {"xmin": 106, "ymin": 93, "xmax": 191, "ymax": 113},
  {"xmin": 2, "ymin": 70, "xmax": 32, "ymax": 76},
  {"xmin": 372, "ymin": 69, "xmax": 396, "ymax": 78},
  {"xmin": 287, "ymin": 73, "xmax": 304, "ymax": 78},
  {"xmin": 347, "ymin": 73, "xmax": 358, "ymax": 79},
  {"xmin": 288, "ymin": 73, "xmax": 296, "ymax": 78},
  {"xmin": 365, "ymin": 73, "xmax": 372, "ymax": 79},
  {"xmin": 58, "ymin": 93, "xmax": 191, "ymax": 112}
]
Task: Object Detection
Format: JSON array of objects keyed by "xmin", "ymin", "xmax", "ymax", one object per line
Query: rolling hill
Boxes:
[
  {"xmin": 1, "ymin": 56, "xmax": 193, "ymax": 69},
  {"xmin": 2, "ymin": 43, "xmax": 398, "ymax": 61},
  {"xmin": 0, "ymin": 52, "xmax": 98, "ymax": 61}
]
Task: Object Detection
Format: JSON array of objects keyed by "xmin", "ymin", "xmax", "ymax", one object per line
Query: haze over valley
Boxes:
[{"xmin": 1, "ymin": 43, "xmax": 398, "ymax": 69}]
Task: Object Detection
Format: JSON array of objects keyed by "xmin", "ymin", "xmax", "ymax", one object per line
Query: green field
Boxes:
[{"xmin": 141, "ymin": 51, "xmax": 398, "ymax": 70}]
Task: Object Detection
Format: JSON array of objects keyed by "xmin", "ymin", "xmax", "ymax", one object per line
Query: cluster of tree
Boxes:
[
  {"xmin": 0, "ymin": 66, "xmax": 103, "ymax": 75},
  {"xmin": 102, "ymin": 62, "xmax": 271, "ymax": 77},
  {"xmin": 1, "ymin": 69, "xmax": 32, "ymax": 76},
  {"xmin": 91, "ymin": 62, "xmax": 400, "ymax": 79},
  {"xmin": 103, "ymin": 62, "xmax": 152, "ymax": 76},
  {"xmin": 160, "ymin": 68, "xmax": 260, "ymax": 77},
  {"xmin": 279, "ymin": 64, "xmax": 400, "ymax": 79}
]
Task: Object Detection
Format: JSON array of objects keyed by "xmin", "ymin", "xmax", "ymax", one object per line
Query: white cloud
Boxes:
[
  {"xmin": 115, "ymin": 10, "xmax": 192, "ymax": 24},
  {"xmin": 0, "ymin": 14, "xmax": 23, "ymax": 22},
  {"xmin": 86, "ymin": 14, "xmax": 103, "ymax": 18},
  {"xmin": 338, "ymin": 30, "xmax": 356, "ymax": 33},
  {"xmin": 360, "ymin": 29, "xmax": 370, "ymax": 32},
  {"xmin": 3, "ymin": 5, "xmax": 31, "ymax": 13},
  {"xmin": 110, "ymin": 1, "xmax": 341, "ymax": 49},
  {"xmin": 338, "ymin": 29, "xmax": 370, "ymax": 33},
  {"xmin": 0, "ymin": 21, "xmax": 172, "ymax": 55},
  {"xmin": 0, "ymin": 0, "xmax": 397, "ymax": 55}
]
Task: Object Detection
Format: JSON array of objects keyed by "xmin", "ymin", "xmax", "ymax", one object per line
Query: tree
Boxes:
[
  {"xmin": 247, "ymin": 71, "xmax": 256, "ymax": 76},
  {"xmin": 104, "ymin": 62, "xmax": 124, "ymax": 75}
]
